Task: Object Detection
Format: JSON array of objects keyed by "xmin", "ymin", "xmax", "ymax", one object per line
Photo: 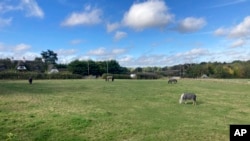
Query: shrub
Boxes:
[
  {"xmin": 136, "ymin": 72, "xmax": 160, "ymax": 79},
  {"xmin": 101, "ymin": 73, "xmax": 161, "ymax": 79},
  {"xmin": 0, "ymin": 71, "xmax": 82, "ymax": 80},
  {"xmin": 102, "ymin": 73, "xmax": 131, "ymax": 79}
]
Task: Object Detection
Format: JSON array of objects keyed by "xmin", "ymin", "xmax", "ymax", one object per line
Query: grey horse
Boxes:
[
  {"xmin": 179, "ymin": 93, "xmax": 197, "ymax": 105},
  {"xmin": 168, "ymin": 79, "xmax": 177, "ymax": 84}
]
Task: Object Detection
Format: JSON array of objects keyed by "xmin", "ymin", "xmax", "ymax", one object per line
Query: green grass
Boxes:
[{"xmin": 0, "ymin": 79, "xmax": 250, "ymax": 141}]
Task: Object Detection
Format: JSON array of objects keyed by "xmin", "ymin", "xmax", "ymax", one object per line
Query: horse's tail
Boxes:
[{"xmin": 179, "ymin": 93, "xmax": 184, "ymax": 104}]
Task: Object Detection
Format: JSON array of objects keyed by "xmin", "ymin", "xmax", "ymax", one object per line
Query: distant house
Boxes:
[
  {"xmin": 48, "ymin": 68, "xmax": 59, "ymax": 74},
  {"xmin": 130, "ymin": 74, "xmax": 136, "ymax": 79},
  {"xmin": 0, "ymin": 58, "xmax": 45, "ymax": 72},
  {"xmin": 0, "ymin": 64, "xmax": 6, "ymax": 71},
  {"xmin": 201, "ymin": 74, "xmax": 208, "ymax": 78},
  {"xmin": 17, "ymin": 65, "xmax": 27, "ymax": 71},
  {"xmin": 48, "ymin": 64, "xmax": 59, "ymax": 74},
  {"xmin": 16, "ymin": 61, "xmax": 27, "ymax": 71},
  {"xmin": 14, "ymin": 59, "xmax": 45, "ymax": 72}
]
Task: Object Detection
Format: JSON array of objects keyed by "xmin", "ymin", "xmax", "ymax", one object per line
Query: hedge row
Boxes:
[
  {"xmin": 102, "ymin": 73, "xmax": 161, "ymax": 79},
  {"xmin": 136, "ymin": 72, "xmax": 160, "ymax": 79},
  {"xmin": 0, "ymin": 72, "xmax": 162, "ymax": 80},
  {"xmin": 102, "ymin": 73, "xmax": 131, "ymax": 79},
  {"xmin": 0, "ymin": 72, "xmax": 82, "ymax": 80}
]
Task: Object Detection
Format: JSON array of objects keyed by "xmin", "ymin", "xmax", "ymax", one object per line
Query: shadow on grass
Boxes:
[{"xmin": 180, "ymin": 100, "xmax": 204, "ymax": 106}]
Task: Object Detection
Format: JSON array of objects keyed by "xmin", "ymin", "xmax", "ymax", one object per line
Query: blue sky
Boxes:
[{"xmin": 0, "ymin": 0, "xmax": 250, "ymax": 67}]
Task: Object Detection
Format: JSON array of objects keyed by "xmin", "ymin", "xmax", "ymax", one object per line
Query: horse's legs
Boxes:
[{"xmin": 193, "ymin": 100, "xmax": 196, "ymax": 105}]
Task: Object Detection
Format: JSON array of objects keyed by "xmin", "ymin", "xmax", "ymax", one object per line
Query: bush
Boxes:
[
  {"xmin": 136, "ymin": 72, "xmax": 160, "ymax": 79},
  {"xmin": 101, "ymin": 73, "xmax": 161, "ymax": 79},
  {"xmin": 102, "ymin": 73, "xmax": 131, "ymax": 79},
  {"xmin": 0, "ymin": 71, "xmax": 82, "ymax": 80}
]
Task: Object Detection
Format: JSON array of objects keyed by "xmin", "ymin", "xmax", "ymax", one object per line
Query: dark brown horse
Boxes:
[{"xmin": 28, "ymin": 77, "xmax": 33, "ymax": 84}]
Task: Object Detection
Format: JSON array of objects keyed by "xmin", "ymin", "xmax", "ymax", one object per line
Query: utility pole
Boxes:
[
  {"xmin": 106, "ymin": 60, "xmax": 109, "ymax": 74},
  {"xmin": 180, "ymin": 64, "xmax": 182, "ymax": 77},
  {"xmin": 87, "ymin": 60, "xmax": 89, "ymax": 76}
]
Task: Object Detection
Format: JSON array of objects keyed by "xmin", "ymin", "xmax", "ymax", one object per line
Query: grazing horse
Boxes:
[
  {"xmin": 106, "ymin": 76, "xmax": 114, "ymax": 82},
  {"xmin": 168, "ymin": 79, "xmax": 177, "ymax": 84},
  {"xmin": 179, "ymin": 93, "xmax": 197, "ymax": 105},
  {"xmin": 28, "ymin": 77, "xmax": 33, "ymax": 84}
]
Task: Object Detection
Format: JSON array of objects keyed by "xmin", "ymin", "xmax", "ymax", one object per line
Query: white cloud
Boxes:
[
  {"xmin": 106, "ymin": 22, "xmax": 120, "ymax": 33},
  {"xmin": 58, "ymin": 55, "xmax": 78, "ymax": 64},
  {"xmin": 0, "ymin": 17, "xmax": 12, "ymax": 27},
  {"xmin": 230, "ymin": 39, "xmax": 246, "ymax": 48},
  {"xmin": 78, "ymin": 55, "xmax": 92, "ymax": 61},
  {"xmin": 118, "ymin": 48, "xmax": 211, "ymax": 67},
  {"xmin": 209, "ymin": 0, "xmax": 247, "ymax": 8},
  {"xmin": 176, "ymin": 17, "xmax": 206, "ymax": 33},
  {"xmin": 229, "ymin": 16, "xmax": 250, "ymax": 38},
  {"xmin": 56, "ymin": 46, "xmax": 250, "ymax": 66},
  {"xmin": 13, "ymin": 43, "xmax": 31, "ymax": 52},
  {"xmin": 87, "ymin": 47, "xmax": 210, "ymax": 67},
  {"xmin": 87, "ymin": 47, "xmax": 106, "ymax": 56},
  {"xmin": 118, "ymin": 55, "xmax": 134, "ymax": 67},
  {"xmin": 180, "ymin": 48, "xmax": 208, "ymax": 56},
  {"xmin": 56, "ymin": 49, "xmax": 78, "ymax": 64},
  {"xmin": 118, "ymin": 55, "xmax": 133, "ymax": 63},
  {"xmin": 214, "ymin": 27, "xmax": 228, "ymax": 36},
  {"xmin": 214, "ymin": 16, "xmax": 250, "ymax": 49},
  {"xmin": 0, "ymin": 0, "xmax": 44, "ymax": 19},
  {"xmin": 87, "ymin": 47, "xmax": 127, "ymax": 56},
  {"xmin": 214, "ymin": 16, "xmax": 250, "ymax": 38},
  {"xmin": 0, "ymin": 2, "xmax": 20, "ymax": 13},
  {"xmin": 112, "ymin": 48, "xmax": 126, "ymax": 55},
  {"xmin": 84, "ymin": 47, "xmax": 129, "ymax": 62},
  {"xmin": 136, "ymin": 54, "xmax": 166, "ymax": 66},
  {"xmin": 174, "ymin": 48, "xmax": 209, "ymax": 63},
  {"xmin": 0, "ymin": 43, "xmax": 31, "ymax": 52},
  {"xmin": 61, "ymin": 6, "xmax": 102, "ymax": 26},
  {"xmin": 21, "ymin": 0, "xmax": 44, "ymax": 18},
  {"xmin": 70, "ymin": 39, "xmax": 83, "ymax": 45},
  {"xmin": 212, "ymin": 49, "xmax": 250, "ymax": 62},
  {"xmin": 114, "ymin": 31, "xmax": 127, "ymax": 41},
  {"xmin": 0, "ymin": 42, "xmax": 40, "ymax": 60},
  {"xmin": 122, "ymin": 0, "xmax": 174, "ymax": 30},
  {"xmin": 21, "ymin": 51, "xmax": 40, "ymax": 60},
  {"xmin": 57, "ymin": 49, "xmax": 77, "ymax": 56}
]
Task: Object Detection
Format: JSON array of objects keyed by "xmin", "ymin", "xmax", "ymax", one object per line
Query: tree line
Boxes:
[
  {"xmin": 183, "ymin": 61, "xmax": 250, "ymax": 78},
  {"xmin": 1, "ymin": 58, "xmax": 250, "ymax": 78},
  {"xmin": 1, "ymin": 50, "xmax": 250, "ymax": 78}
]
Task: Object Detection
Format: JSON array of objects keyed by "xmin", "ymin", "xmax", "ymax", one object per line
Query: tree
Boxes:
[
  {"xmin": 108, "ymin": 60, "xmax": 122, "ymax": 74},
  {"xmin": 41, "ymin": 50, "xmax": 58, "ymax": 65},
  {"xmin": 88, "ymin": 60, "xmax": 100, "ymax": 76},
  {"xmin": 243, "ymin": 62, "xmax": 250, "ymax": 78},
  {"xmin": 68, "ymin": 60, "xmax": 88, "ymax": 75},
  {"xmin": 96, "ymin": 61, "xmax": 107, "ymax": 75},
  {"xmin": 31, "ymin": 57, "xmax": 46, "ymax": 72},
  {"xmin": 0, "ymin": 58, "xmax": 12, "ymax": 70},
  {"xmin": 133, "ymin": 67, "xmax": 143, "ymax": 73}
]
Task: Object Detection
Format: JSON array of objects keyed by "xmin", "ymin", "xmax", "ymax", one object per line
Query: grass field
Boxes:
[{"xmin": 1, "ymin": 79, "xmax": 250, "ymax": 141}]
